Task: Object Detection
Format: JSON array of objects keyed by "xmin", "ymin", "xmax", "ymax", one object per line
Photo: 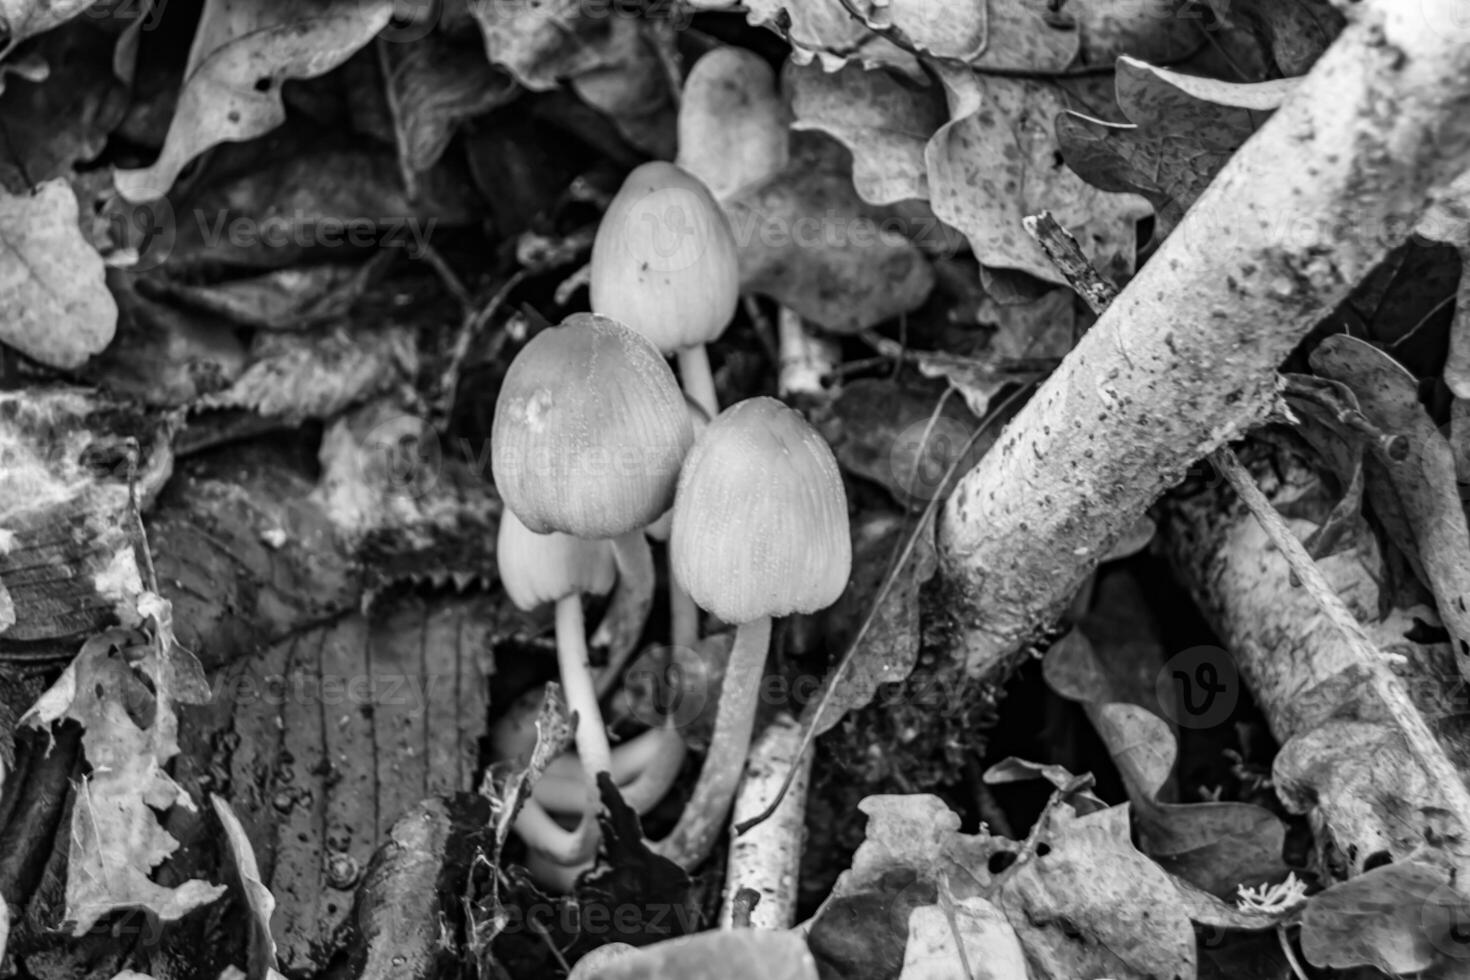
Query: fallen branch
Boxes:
[
  {"xmin": 937, "ymin": 0, "xmax": 1470, "ymax": 677},
  {"xmin": 1164, "ymin": 453, "xmax": 1470, "ymax": 875}
]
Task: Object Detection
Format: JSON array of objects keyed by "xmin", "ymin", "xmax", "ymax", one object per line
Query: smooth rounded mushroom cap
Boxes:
[
  {"xmin": 670, "ymin": 396, "xmax": 851, "ymax": 624},
  {"xmin": 589, "ymin": 162, "xmax": 740, "ymax": 354},
  {"xmin": 676, "ymin": 47, "xmax": 789, "ymax": 202},
  {"xmin": 492, "ymin": 313, "xmax": 695, "ymax": 539},
  {"xmin": 645, "ymin": 398, "xmax": 711, "ymax": 543},
  {"xmin": 497, "ymin": 506, "xmax": 616, "ymax": 612}
]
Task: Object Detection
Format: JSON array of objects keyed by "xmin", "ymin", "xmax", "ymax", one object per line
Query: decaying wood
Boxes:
[
  {"xmin": 1164, "ymin": 455, "xmax": 1470, "ymax": 877},
  {"xmin": 720, "ymin": 713, "xmax": 812, "ymax": 929},
  {"xmin": 938, "ymin": 0, "xmax": 1470, "ymax": 678}
]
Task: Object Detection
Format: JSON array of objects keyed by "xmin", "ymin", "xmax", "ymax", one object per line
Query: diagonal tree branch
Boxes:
[{"xmin": 938, "ymin": 0, "xmax": 1470, "ymax": 677}]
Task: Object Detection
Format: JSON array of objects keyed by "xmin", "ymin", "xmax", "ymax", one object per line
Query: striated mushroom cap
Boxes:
[
  {"xmin": 670, "ymin": 397, "xmax": 851, "ymax": 623},
  {"xmin": 497, "ymin": 507, "xmax": 616, "ymax": 611},
  {"xmin": 492, "ymin": 313, "xmax": 695, "ymax": 539},
  {"xmin": 589, "ymin": 162, "xmax": 740, "ymax": 354}
]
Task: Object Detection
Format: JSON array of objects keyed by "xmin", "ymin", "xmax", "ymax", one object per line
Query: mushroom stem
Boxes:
[
  {"xmin": 651, "ymin": 615, "xmax": 772, "ymax": 869},
  {"xmin": 670, "ymin": 580, "xmax": 700, "ymax": 649},
  {"xmin": 592, "ymin": 531, "xmax": 657, "ymax": 697},
  {"xmin": 534, "ymin": 728, "xmax": 688, "ymax": 816},
  {"xmin": 556, "ymin": 594, "xmax": 613, "ymax": 779},
  {"xmin": 513, "ymin": 794, "xmax": 600, "ymax": 865},
  {"xmin": 677, "ymin": 344, "xmax": 720, "ymax": 422}
]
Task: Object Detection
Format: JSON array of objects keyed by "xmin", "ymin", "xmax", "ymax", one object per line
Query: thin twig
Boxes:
[
  {"xmin": 1022, "ymin": 212, "xmax": 1119, "ymax": 315},
  {"xmin": 1212, "ymin": 446, "xmax": 1470, "ymax": 834},
  {"xmin": 434, "ymin": 270, "xmax": 526, "ymax": 426},
  {"xmin": 376, "ymin": 38, "xmax": 418, "ymax": 201}
]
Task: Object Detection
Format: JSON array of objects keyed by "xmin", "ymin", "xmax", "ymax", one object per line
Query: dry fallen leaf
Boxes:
[
  {"xmin": 23, "ymin": 611, "xmax": 224, "ymax": 934},
  {"xmin": 926, "ymin": 67, "xmax": 1150, "ymax": 286},
  {"xmin": 727, "ymin": 136, "xmax": 935, "ymax": 332},
  {"xmin": 113, "ymin": 0, "xmax": 393, "ymax": 201},
  {"xmin": 899, "ymin": 896, "xmax": 1027, "ymax": 980},
  {"xmin": 211, "ymin": 795, "xmax": 279, "ymax": 980},
  {"xmin": 787, "ymin": 61, "xmax": 945, "ymax": 206},
  {"xmin": 0, "ymin": 178, "xmax": 117, "ymax": 367}
]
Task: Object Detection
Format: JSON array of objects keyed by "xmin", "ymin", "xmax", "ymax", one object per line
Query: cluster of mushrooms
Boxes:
[{"xmin": 487, "ymin": 157, "xmax": 852, "ymax": 889}]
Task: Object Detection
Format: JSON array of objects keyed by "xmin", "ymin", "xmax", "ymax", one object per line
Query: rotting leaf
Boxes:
[
  {"xmin": 0, "ymin": 0, "xmax": 103, "ymax": 53},
  {"xmin": 1299, "ymin": 856, "xmax": 1469, "ymax": 975},
  {"xmin": 113, "ymin": 0, "xmax": 393, "ymax": 201},
  {"xmin": 23, "ymin": 611, "xmax": 224, "ymax": 934},
  {"xmin": 926, "ymin": 66, "xmax": 1149, "ymax": 286},
  {"xmin": 1309, "ymin": 334, "xmax": 1470, "ymax": 678},
  {"xmin": 0, "ymin": 387, "xmax": 174, "ymax": 642},
  {"xmin": 0, "ymin": 178, "xmax": 117, "ymax": 368},
  {"xmin": 383, "ymin": 37, "xmax": 517, "ymax": 177}
]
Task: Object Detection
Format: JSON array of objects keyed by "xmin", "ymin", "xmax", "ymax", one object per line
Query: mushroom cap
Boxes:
[
  {"xmin": 497, "ymin": 507, "xmax": 616, "ymax": 611},
  {"xmin": 670, "ymin": 397, "xmax": 851, "ymax": 623},
  {"xmin": 492, "ymin": 313, "xmax": 695, "ymax": 538},
  {"xmin": 589, "ymin": 162, "xmax": 740, "ymax": 354},
  {"xmin": 645, "ymin": 397, "xmax": 711, "ymax": 543}
]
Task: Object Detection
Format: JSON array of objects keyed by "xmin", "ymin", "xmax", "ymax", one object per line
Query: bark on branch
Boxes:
[{"xmin": 937, "ymin": 0, "xmax": 1470, "ymax": 677}]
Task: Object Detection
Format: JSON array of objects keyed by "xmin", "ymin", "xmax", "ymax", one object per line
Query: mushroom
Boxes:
[
  {"xmin": 490, "ymin": 687, "xmax": 687, "ymax": 818},
  {"xmin": 493, "ymin": 311, "xmax": 694, "ymax": 761},
  {"xmin": 494, "ymin": 508, "xmax": 615, "ymax": 862},
  {"xmin": 656, "ymin": 397, "xmax": 851, "ymax": 868},
  {"xmin": 589, "ymin": 161, "xmax": 739, "ymax": 422}
]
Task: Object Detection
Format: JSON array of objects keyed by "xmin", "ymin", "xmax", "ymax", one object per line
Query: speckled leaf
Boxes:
[
  {"xmin": 1299, "ymin": 857, "xmax": 1466, "ymax": 974},
  {"xmin": 994, "ymin": 805, "xmax": 1197, "ymax": 980},
  {"xmin": 787, "ymin": 61, "xmax": 946, "ymax": 205},
  {"xmin": 926, "ymin": 68, "xmax": 1149, "ymax": 286},
  {"xmin": 114, "ymin": 0, "xmax": 393, "ymax": 201},
  {"xmin": 1057, "ymin": 58, "xmax": 1293, "ymax": 242},
  {"xmin": 727, "ymin": 136, "xmax": 935, "ymax": 332},
  {"xmin": 0, "ymin": 179, "xmax": 116, "ymax": 367}
]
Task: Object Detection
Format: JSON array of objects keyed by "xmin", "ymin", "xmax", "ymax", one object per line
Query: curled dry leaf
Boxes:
[
  {"xmin": 926, "ymin": 67, "xmax": 1149, "ymax": 286},
  {"xmin": 211, "ymin": 795, "xmax": 279, "ymax": 980},
  {"xmin": 787, "ymin": 61, "xmax": 944, "ymax": 206},
  {"xmin": 0, "ymin": 178, "xmax": 117, "ymax": 368},
  {"xmin": 200, "ymin": 324, "xmax": 418, "ymax": 422},
  {"xmin": 1057, "ymin": 58, "xmax": 1296, "ymax": 242},
  {"xmin": 384, "ymin": 36, "xmax": 517, "ymax": 176},
  {"xmin": 113, "ymin": 0, "xmax": 394, "ymax": 201},
  {"xmin": 22, "ymin": 615, "xmax": 223, "ymax": 934},
  {"xmin": 1309, "ymin": 334, "xmax": 1470, "ymax": 678}
]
